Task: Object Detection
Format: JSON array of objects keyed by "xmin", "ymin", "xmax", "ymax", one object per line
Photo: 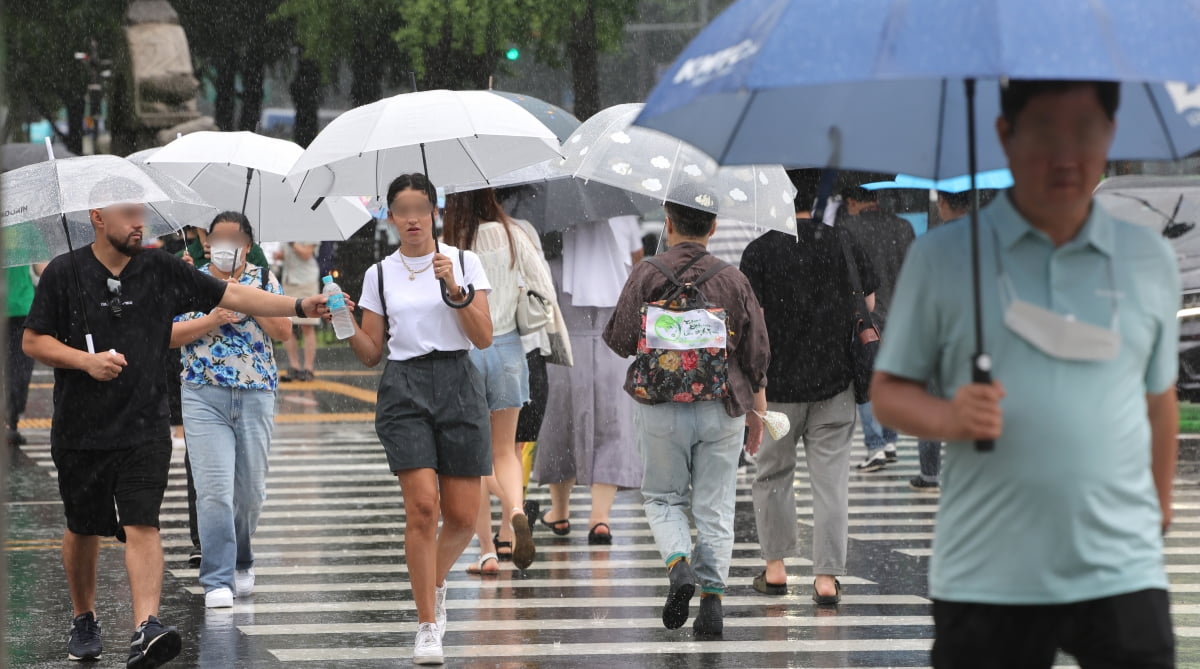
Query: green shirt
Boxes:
[
  {"xmin": 179, "ymin": 239, "xmax": 271, "ymax": 269},
  {"xmin": 7, "ymin": 266, "xmax": 35, "ymax": 317},
  {"xmin": 876, "ymin": 192, "xmax": 1179, "ymax": 605}
]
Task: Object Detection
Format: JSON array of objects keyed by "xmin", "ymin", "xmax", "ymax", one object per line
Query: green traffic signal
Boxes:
[{"xmin": 505, "ymin": 47, "xmax": 520, "ymax": 61}]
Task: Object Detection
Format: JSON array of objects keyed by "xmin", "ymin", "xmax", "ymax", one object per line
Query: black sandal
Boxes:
[
  {"xmin": 753, "ymin": 571, "xmax": 788, "ymax": 596},
  {"xmin": 587, "ymin": 523, "xmax": 613, "ymax": 545},
  {"xmin": 812, "ymin": 578, "xmax": 842, "ymax": 606},
  {"xmin": 493, "ymin": 532, "xmax": 513, "ymax": 561},
  {"xmin": 539, "ymin": 511, "xmax": 571, "ymax": 536}
]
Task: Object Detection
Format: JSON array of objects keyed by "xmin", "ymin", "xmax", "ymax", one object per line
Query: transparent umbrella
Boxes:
[{"xmin": 560, "ymin": 104, "xmax": 797, "ymax": 235}]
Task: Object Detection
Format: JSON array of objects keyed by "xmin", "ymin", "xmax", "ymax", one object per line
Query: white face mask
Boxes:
[
  {"xmin": 993, "ymin": 228, "xmax": 1121, "ymax": 362},
  {"xmin": 209, "ymin": 242, "xmax": 243, "ymax": 273}
]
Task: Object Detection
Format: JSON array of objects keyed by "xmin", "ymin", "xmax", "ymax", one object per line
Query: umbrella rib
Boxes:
[
  {"xmin": 1142, "ymin": 82, "xmax": 1181, "ymax": 161},
  {"xmin": 716, "ymin": 90, "xmax": 757, "ymax": 165},
  {"xmin": 932, "ymin": 79, "xmax": 948, "ymax": 180},
  {"xmin": 457, "ymin": 139, "xmax": 491, "ymax": 186}
]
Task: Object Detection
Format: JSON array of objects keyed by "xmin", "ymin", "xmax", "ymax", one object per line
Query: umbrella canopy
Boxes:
[
  {"xmin": 142, "ymin": 132, "xmax": 373, "ymax": 242},
  {"xmin": 286, "ymin": 89, "xmax": 562, "ymax": 200},
  {"xmin": 635, "ymin": 0, "xmax": 1200, "ymax": 174},
  {"xmin": 2, "ymin": 141, "xmax": 76, "ymax": 172},
  {"xmin": 560, "ymin": 103, "xmax": 797, "ymax": 235},
  {"xmin": 1095, "ymin": 175, "xmax": 1200, "ymax": 291},
  {"xmin": 445, "ymin": 91, "xmax": 653, "ymax": 232},
  {"xmin": 864, "ymin": 169, "xmax": 1014, "ymax": 193},
  {"xmin": 1, "ymin": 154, "xmax": 215, "ymax": 267}
]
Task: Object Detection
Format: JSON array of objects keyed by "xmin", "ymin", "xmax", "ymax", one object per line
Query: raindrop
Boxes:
[
  {"xmin": 611, "ymin": 162, "xmax": 632, "ymax": 175},
  {"xmin": 769, "ymin": 205, "xmax": 778, "ymax": 218},
  {"xmin": 782, "ymin": 191, "xmax": 793, "ymax": 202},
  {"xmin": 570, "ymin": 135, "xmax": 582, "ymax": 143},
  {"xmin": 729, "ymin": 188, "xmax": 748, "ymax": 202},
  {"xmin": 759, "ymin": 171, "xmax": 770, "ymax": 185},
  {"xmin": 683, "ymin": 164, "xmax": 703, "ymax": 177},
  {"xmin": 579, "ymin": 146, "xmax": 589, "ymax": 156},
  {"xmin": 650, "ymin": 156, "xmax": 671, "ymax": 170},
  {"xmin": 641, "ymin": 178, "xmax": 663, "ymax": 192},
  {"xmin": 611, "ymin": 131, "xmax": 632, "ymax": 144},
  {"xmin": 786, "ymin": 218, "xmax": 796, "ymax": 230}
]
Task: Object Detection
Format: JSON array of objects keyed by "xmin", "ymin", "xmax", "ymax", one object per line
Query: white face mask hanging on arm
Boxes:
[{"xmin": 992, "ymin": 228, "xmax": 1121, "ymax": 362}]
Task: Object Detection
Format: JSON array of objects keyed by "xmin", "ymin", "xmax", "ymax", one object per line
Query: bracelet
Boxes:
[{"xmin": 294, "ymin": 298, "xmax": 306, "ymax": 318}]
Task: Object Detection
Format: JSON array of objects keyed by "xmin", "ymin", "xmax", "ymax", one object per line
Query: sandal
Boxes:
[
  {"xmin": 467, "ymin": 553, "xmax": 499, "ymax": 576},
  {"xmin": 539, "ymin": 511, "xmax": 571, "ymax": 536},
  {"xmin": 493, "ymin": 532, "xmax": 514, "ymax": 561},
  {"xmin": 753, "ymin": 570, "xmax": 788, "ymax": 596},
  {"xmin": 812, "ymin": 578, "xmax": 842, "ymax": 606},
  {"xmin": 587, "ymin": 522, "xmax": 613, "ymax": 545}
]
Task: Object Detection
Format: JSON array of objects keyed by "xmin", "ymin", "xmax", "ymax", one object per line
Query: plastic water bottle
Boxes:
[{"xmin": 322, "ymin": 275, "xmax": 355, "ymax": 340}]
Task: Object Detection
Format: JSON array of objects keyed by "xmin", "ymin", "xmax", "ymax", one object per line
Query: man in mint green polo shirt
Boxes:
[{"xmin": 873, "ymin": 80, "xmax": 1178, "ymax": 668}]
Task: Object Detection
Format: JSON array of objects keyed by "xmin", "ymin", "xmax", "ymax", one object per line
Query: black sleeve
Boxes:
[
  {"xmin": 739, "ymin": 237, "xmax": 767, "ymax": 304},
  {"xmin": 23, "ymin": 256, "xmax": 68, "ymax": 339},
  {"xmin": 160, "ymin": 252, "xmax": 228, "ymax": 315},
  {"xmin": 846, "ymin": 229, "xmax": 880, "ymax": 296}
]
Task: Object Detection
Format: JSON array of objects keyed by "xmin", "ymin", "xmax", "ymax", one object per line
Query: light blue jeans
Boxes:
[
  {"xmin": 635, "ymin": 401, "xmax": 743, "ymax": 595},
  {"xmin": 858, "ymin": 401, "xmax": 898, "ymax": 455},
  {"xmin": 182, "ymin": 382, "xmax": 275, "ymax": 593}
]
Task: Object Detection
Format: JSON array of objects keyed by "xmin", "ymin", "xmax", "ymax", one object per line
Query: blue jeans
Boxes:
[
  {"xmin": 182, "ymin": 382, "xmax": 275, "ymax": 593},
  {"xmin": 918, "ymin": 440, "xmax": 942, "ymax": 482},
  {"xmin": 635, "ymin": 401, "xmax": 743, "ymax": 595},
  {"xmin": 858, "ymin": 401, "xmax": 898, "ymax": 455}
]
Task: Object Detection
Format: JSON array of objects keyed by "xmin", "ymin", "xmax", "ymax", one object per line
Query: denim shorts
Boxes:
[{"xmin": 469, "ymin": 329, "xmax": 530, "ymax": 411}]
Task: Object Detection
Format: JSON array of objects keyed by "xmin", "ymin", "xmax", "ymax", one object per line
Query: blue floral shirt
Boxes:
[{"xmin": 175, "ymin": 263, "xmax": 283, "ymax": 391}]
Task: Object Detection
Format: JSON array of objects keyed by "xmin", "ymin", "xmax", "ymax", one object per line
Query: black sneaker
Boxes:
[
  {"xmin": 909, "ymin": 476, "xmax": 940, "ymax": 492},
  {"xmin": 662, "ymin": 559, "xmax": 697, "ymax": 630},
  {"xmin": 126, "ymin": 616, "xmax": 181, "ymax": 669},
  {"xmin": 67, "ymin": 611, "xmax": 102, "ymax": 662},
  {"xmin": 693, "ymin": 595, "xmax": 723, "ymax": 638},
  {"xmin": 883, "ymin": 443, "xmax": 898, "ymax": 462},
  {"xmin": 187, "ymin": 547, "xmax": 202, "ymax": 568}
]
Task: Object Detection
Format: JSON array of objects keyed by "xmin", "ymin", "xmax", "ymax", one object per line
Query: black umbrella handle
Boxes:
[
  {"xmin": 973, "ymin": 353, "xmax": 995, "ymax": 452},
  {"xmin": 433, "ymin": 237, "xmax": 476, "ymax": 309}
]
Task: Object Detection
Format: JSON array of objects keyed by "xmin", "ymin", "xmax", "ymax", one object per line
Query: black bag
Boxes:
[{"xmin": 837, "ymin": 230, "xmax": 880, "ymax": 405}]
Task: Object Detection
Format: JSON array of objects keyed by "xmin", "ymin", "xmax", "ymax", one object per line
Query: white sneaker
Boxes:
[
  {"xmin": 855, "ymin": 450, "xmax": 888, "ymax": 472},
  {"xmin": 434, "ymin": 582, "xmax": 448, "ymax": 639},
  {"xmin": 205, "ymin": 587, "xmax": 234, "ymax": 609},
  {"xmin": 412, "ymin": 622, "xmax": 444, "ymax": 665},
  {"xmin": 235, "ymin": 568, "xmax": 255, "ymax": 597},
  {"xmin": 883, "ymin": 442, "xmax": 898, "ymax": 462}
]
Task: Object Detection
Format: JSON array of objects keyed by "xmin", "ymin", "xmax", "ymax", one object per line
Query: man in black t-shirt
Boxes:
[
  {"xmin": 740, "ymin": 168, "xmax": 878, "ymax": 605},
  {"xmin": 23, "ymin": 195, "xmax": 332, "ymax": 668}
]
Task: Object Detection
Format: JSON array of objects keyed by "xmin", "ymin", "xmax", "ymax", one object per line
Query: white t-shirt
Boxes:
[
  {"xmin": 358, "ymin": 245, "xmax": 492, "ymax": 361},
  {"xmin": 608, "ymin": 215, "xmax": 644, "ymax": 260}
]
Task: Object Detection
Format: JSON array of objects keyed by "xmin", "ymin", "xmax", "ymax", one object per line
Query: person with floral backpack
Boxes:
[{"xmin": 604, "ymin": 190, "xmax": 770, "ymax": 639}]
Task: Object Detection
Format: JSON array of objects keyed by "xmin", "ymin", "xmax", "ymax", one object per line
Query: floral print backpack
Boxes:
[{"xmin": 630, "ymin": 255, "xmax": 731, "ymax": 403}]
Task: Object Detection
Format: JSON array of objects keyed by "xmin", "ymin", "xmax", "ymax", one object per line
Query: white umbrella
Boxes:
[
  {"xmin": 1, "ymin": 151, "xmax": 216, "ymax": 352},
  {"xmin": 143, "ymin": 132, "xmax": 373, "ymax": 242},
  {"xmin": 285, "ymin": 89, "xmax": 562, "ymax": 201},
  {"xmin": 559, "ymin": 104, "xmax": 797, "ymax": 236}
]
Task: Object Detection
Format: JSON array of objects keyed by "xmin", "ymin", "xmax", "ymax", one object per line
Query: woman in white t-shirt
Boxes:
[
  {"xmin": 443, "ymin": 188, "xmax": 559, "ymax": 576},
  {"xmin": 343, "ymin": 173, "xmax": 493, "ymax": 664}
]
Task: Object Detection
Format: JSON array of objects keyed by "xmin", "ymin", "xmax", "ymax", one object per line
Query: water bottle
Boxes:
[{"xmin": 322, "ymin": 275, "xmax": 356, "ymax": 340}]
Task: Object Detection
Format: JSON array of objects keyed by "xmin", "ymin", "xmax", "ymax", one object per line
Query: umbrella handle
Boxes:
[
  {"xmin": 441, "ymin": 281, "xmax": 475, "ymax": 309},
  {"xmin": 973, "ymin": 354, "xmax": 995, "ymax": 452}
]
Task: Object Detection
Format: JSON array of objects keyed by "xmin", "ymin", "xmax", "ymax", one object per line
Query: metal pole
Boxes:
[{"xmin": 966, "ymin": 78, "xmax": 994, "ymax": 453}]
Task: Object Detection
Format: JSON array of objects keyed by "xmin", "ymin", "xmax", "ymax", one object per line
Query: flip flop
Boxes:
[
  {"xmin": 467, "ymin": 553, "xmax": 499, "ymax": 576},
  {"xmin": 539, "ymin": 511, "xmax": 571, "ymax": 536},
  {"xmin": 511, "ymin": 513, "xmax": 536, "ymax": 570},
  {"xmin": 588, "ymin": 523, "xmax": 613, "ymax": 545}
]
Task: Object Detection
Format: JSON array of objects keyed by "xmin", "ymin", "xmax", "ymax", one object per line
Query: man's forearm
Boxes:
[
  {"xmin": 23, "ymin": 330, "xmax": 90, "ymax": 371},
  {"xmin": 222, "ymin": 283, "xmax": 307, "ymax": 317},
  {"xmin": 1148, "ymin": 389, "xmax": 1179, "ymax": 526},
  {"xmin": 871, "ymin": 372, "xmax": 956, "ymax": 441}
]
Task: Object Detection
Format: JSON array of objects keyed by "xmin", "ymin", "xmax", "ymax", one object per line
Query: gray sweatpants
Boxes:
[{"xmin": 751, "ymin": 388, "xmax": 856, "ymax": 576}]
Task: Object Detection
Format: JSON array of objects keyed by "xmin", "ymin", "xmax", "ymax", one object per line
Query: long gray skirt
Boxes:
[{"xmin": 532, "ymin": 307, "xmax": 643, "ymax": 490}]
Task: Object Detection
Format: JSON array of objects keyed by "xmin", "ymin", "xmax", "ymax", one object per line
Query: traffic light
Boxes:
[{"xmin": 505, "ymin": 47, "xmax": 520, "ymax": 61}]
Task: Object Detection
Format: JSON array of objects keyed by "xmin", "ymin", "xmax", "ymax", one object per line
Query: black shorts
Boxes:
[
  {"xmin": 51, "ymin": 440, "xmax": 173, "ymax": 537},
  {"xmin": 375, "ymin": 354, "xmax": 492, "ymax": 477},
  {"xmin": 932, "ymin": 588, "xmax": 1175, "ymax": 669}
]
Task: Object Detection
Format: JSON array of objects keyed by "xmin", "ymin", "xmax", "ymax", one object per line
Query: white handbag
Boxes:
[{"xmin": 516, "ymin": 286, "xmax": 553, "ymax": 335}]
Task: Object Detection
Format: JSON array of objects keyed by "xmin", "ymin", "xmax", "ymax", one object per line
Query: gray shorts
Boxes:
[{"xmin": 375, "ymin": 353, "xmax": 493, "ymax": 477}]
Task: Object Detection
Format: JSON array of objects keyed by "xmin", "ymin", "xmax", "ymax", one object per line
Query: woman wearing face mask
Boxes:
[
  {"xmin": 344, "ymin": 173, "xmax": 493, "ymax": 665},
  {"xmin": 171, "ymin": 211, "xmax": 293, "ymax": 609}
]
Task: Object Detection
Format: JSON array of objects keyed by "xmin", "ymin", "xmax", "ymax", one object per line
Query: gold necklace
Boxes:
[{"xmin": 398, "ymin": 253, "xmax": 433, "ymax": 281}]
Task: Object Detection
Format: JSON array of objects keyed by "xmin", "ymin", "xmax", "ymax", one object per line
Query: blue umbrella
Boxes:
[
  {"xmin": 634, "ymin": 0, "xmax": 1200, "ymax": 452},
  {"xmin": 864, "ymin": 169, "xmax": 1014, "ymax": 193}
]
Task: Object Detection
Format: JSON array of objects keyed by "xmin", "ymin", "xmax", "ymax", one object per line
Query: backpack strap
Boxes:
[
  {"xmin": 376, "ymin": 261, "xmax": 390, "ymax": 340},
  {"xmin": 645, "ymin": 254, "xmax": 726, "ymax": 302}
]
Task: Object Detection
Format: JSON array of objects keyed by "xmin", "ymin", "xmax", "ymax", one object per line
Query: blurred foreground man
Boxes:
[
  {"xmin": 873, "ymin": 80, "xmax": 1178, "ymax": 668},
  {"xmin": 24, "ymin": 189, "xmax": 331, "ymax": 668}
]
